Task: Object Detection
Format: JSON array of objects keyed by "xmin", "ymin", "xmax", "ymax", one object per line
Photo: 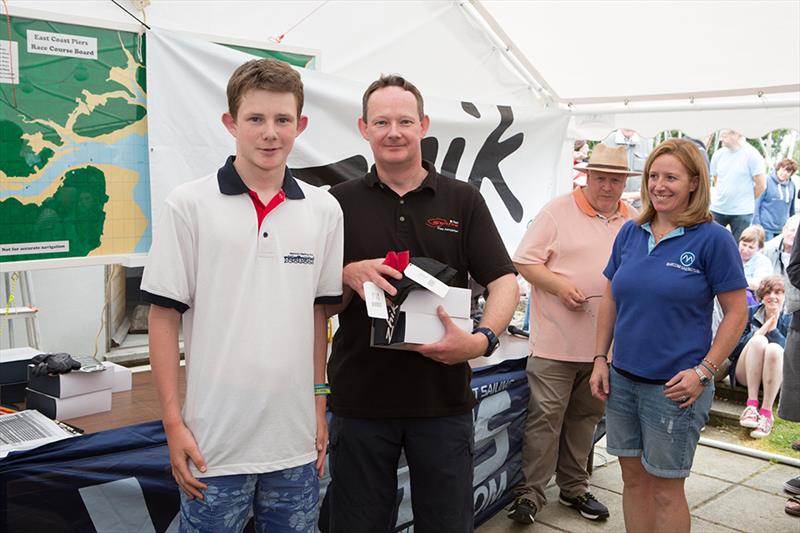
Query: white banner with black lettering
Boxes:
[{"xmin": 145, "ymin": 29, "xmax": 569, "ymax": 252}]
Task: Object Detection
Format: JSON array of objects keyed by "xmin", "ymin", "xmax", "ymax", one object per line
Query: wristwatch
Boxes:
[
  {"xmin": 694, "ymin": 365, "xmax": 711, "ymax": 386},
  {"xmin": 473, "ymin": 327, "xmax": 499, "ymax": 357}
]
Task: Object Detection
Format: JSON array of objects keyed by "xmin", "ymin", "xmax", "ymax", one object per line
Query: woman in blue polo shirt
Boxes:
[{"xmin": 589, "ymin": 139, "xmax": 748, "ymax": 533}]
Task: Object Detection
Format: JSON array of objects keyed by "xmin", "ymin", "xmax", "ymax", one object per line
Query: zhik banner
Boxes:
[{"xmin": 145, "ymin": 29, "xmax": 569, "ymax": 253}]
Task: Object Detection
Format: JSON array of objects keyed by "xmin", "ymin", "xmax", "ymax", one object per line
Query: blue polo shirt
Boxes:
[{"xmin": 604, "ymin": 220, "xmax": 747, "ymax": 381}]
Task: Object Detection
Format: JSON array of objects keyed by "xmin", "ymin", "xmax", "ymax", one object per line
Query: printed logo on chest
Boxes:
[
  {"xmin": 666, "ymin": 250, "xmax": 700, "ymax": 274},
  {"xmin": 426, "ymin": 218, "xmax": 460, "ymax": 234},
  {"xmin": 284, "ymin": 252, "xmax": 315, "ymax": 265}
]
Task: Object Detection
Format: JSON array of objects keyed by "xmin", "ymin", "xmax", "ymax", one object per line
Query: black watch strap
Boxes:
[{"xmin": 473, "ymin": 327, "xmax": 499, "ymax": 357}]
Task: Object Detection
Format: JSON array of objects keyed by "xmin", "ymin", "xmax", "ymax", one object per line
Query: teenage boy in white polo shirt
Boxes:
[{"xmin": 141, "ymin": 59, "xmax": 343, "ymax": 533}]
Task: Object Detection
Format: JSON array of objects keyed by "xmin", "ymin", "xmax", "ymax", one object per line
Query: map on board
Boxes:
[
  {"xmin": 0, "ymin": 16, "xmax": 150, "ymax": 263},
  {"xmin": 0, "ymin": 16, "xmax": 315, "ymax": 265}
]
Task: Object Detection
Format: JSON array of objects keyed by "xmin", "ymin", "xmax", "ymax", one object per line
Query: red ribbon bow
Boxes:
[{"xmin": 382, "ymin": 250, "xmax": 410, "ymax": 272}]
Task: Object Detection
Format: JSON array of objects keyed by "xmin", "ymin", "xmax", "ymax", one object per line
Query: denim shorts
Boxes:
[
  {"xmin": 605, "ymin": 366, "xmax": 713, "ymax": 478},
  {"xmin": 180, "ymin": 461, "xmax": 319, "ymax": 533}
]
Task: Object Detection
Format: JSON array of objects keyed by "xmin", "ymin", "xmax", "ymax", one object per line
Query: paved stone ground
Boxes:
[{"xmin": 477, "ymin": 438, "xmax": 800, "ymax": 533}]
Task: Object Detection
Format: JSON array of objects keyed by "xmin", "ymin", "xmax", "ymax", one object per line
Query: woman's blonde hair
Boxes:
[
  {"xmin": 739, "ymin": 225, "xmax": 766, "ymax": 249},
  {"xmin": 637, "ymin": 138, "xmax": 712, "ymax": 227}
]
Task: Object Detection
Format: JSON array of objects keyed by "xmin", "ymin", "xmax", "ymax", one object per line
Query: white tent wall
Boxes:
[
  {"xmin": 484, "ymin": 1, "xmax": 800, "ymax": 101},
  {"xmin": 3, "ymin": 0, "xmax": 799, "ymax": 361},
  {"xmin": 0, "ymin": 266, "xmax": 105, "ymax": 358}
]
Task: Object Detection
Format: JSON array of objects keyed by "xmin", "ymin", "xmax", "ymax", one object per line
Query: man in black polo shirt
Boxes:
[{"xmin": 324, "ymin": 75, "xmax": 519, "ymax": 532}]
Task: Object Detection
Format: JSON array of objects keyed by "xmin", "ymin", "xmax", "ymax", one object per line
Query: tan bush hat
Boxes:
[{"xmin": 573, "ymin": 144, "xmax": 641, "ymax": 176}]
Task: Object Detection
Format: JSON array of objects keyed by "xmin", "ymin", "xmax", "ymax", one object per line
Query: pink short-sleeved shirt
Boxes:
[{"xmin": 513, "ymin": 188, "xmax": 636, "ymax": 362}]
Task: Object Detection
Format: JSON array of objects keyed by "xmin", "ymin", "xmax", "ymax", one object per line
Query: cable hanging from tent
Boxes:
[
  {"xmin": 0, "ymin": 272, "xmax": 18, "ymax": 345},
  {"xmin": 110, "ymin": 0, "xmax": 151, "ymax": 30},
  {"xmin": 270, "ymin": 0, "xmax": 329, "ymax": 44}
]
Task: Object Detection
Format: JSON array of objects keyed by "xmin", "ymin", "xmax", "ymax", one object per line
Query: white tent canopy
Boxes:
[{"xmin": 7, "ymin": 0, "xmax": 799, "ymax": 139}]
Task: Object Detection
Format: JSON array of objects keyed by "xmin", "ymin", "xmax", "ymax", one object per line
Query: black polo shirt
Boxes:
[{"xmin": 328, "ymin": 161, "xmax": 515, "ymax": 418}]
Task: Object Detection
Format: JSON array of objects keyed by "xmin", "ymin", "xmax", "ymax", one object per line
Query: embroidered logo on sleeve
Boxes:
[
  {"xmin": 284, "ymin": 252, "xmax": 315, "ymax": 265},
  {"xmin": 426, "ymin": 218, "xmax": 460, "ymax": 233}
]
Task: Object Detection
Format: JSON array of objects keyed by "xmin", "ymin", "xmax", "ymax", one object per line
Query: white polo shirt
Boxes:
[{"xmin": 142, "ymin": 157, "xmax": 343, "ymax": 477}]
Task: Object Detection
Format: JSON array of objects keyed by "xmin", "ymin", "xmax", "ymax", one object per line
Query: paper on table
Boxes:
[{"xmin": 0, "ymin": 409, "xmax": 76, "ymax": 458}]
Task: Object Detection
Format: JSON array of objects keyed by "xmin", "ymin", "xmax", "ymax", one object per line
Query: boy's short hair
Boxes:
[
  {"xmin": 362, "ymin": 74, "xmax": 424, "ymax": 121},
  {"xmin": 227, "ymin": 59, "xmax": 304, "ymax": 119},
  {"xmin": 777, "ymin": 158, "xmax": 798, "ymax": 175},
  {"xmin": 740, "ymin": 224, "xmax": 766, "ymax": 249},
  {"xmin": 756, "ymin": 274, "xmax": 785, "ymax": 300}
]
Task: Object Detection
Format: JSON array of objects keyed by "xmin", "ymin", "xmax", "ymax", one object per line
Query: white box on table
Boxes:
[{"xmin": 25, "ymin": 387, "xmax": 112, "ymax": 420}]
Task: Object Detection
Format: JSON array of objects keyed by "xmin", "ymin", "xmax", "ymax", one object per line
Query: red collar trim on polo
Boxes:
[
  {"xmin": 248, "ymin": 189, "xmax": 286, "ymax": 228},
  {"xmin": 572, "ymin": 187, "xmax": 629, "ymax": 218}
]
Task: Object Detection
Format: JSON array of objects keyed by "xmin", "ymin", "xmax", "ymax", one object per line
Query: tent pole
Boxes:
[{"xmin": 458, "ymin": 0, "xmax": 557, "ymax": 106}]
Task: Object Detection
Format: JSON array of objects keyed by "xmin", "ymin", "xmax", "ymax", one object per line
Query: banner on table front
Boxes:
[{"xmin": 146, "ymin": 30, "xmax": 569, "ymax": 253}]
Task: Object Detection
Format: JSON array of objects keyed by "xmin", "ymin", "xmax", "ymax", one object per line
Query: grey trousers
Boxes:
[
  {"xmin": 778, "ymin": 326, "xmax": 800, "ymax": 422},
  {"xmin": 518, "ymin": 356, "xmax": 605, "ymax": 509}
]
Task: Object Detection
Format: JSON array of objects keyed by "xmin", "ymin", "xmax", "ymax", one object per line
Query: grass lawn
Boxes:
[{"xmin": 709, "ymin": 411, "xmax": 800, "ymax": 459}]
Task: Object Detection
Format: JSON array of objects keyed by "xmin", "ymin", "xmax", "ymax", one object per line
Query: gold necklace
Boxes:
[{"xmin": 653, "ymin": 225, "xmax": 676, "ymax": 240}]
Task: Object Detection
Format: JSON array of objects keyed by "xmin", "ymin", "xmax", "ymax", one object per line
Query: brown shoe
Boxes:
[{"xmin": 786, "ymin": 497, "xmax": 800, "ymax": 517}]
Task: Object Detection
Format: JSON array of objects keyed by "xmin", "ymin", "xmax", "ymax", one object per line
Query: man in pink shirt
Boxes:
[{"xmin": 508, "ymin": 144, "xmax": 639, "ymax": 525}]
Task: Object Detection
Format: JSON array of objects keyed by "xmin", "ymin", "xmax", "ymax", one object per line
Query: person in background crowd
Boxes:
[
  {"xmin": 763, "ymin": 214, "xmax": 799, "ymax": 278},
  {"xmin": 508, "ymin": 144, "xmax": 639, "ymax": 526},
  {"xmin": 683, "ymin": 136, "xmax": 710, "ymax": 169},
  {"xmin": 727, "ymin": 275, "xmax": 790, "ymax": 438},
  {"xmin": 590, "ymin": 138, "xmax": 747, "ymax": 533},
  {"xmin": 602, "ymin": 128, "xmax": 652, "ymax": 209},
  {"xmin": 780, "ymin": 225, "xmax": 800, "ymax": 516},
  {"xmin": 572, "ymin": 140, "xmax": 589, "ymax": 188},
  {"xmin": 754, "ymin": 158, "xmax": 797, "ymax": 240},
  {"xmin": 763, "ymin": 216, "xmax": 800, "ymax": 343},
  {"xmin": 323, "ymin": 74, "xmax": 519, "ymax": 533},
  {"xmin": 739, "ymin": 225, "xmax": 773, "ymax": 302},
  {"xmin": 574, "ymin": 140, "xmax": 589, "ymax": 163},
  {"xmin": 709, "ymin": 129, "xmax": 766, "ymax": 241}
]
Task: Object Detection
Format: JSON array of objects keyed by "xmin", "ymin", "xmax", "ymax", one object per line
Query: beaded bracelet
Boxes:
[
  {"xmin": 699, "ymin": 361, "xmax": 716, "ymax": 377},
  {"xmin": 314, "ymin": 383, "xmax": 331, "ymax": 396},
  {"xmin": 702, "ymin": 358, "xmax": 719, "ymax": 372}
]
